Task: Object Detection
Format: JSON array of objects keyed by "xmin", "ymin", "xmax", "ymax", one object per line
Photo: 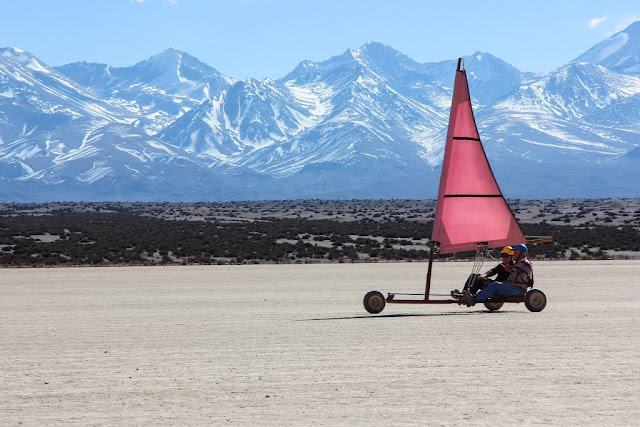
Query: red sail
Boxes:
[{"xmin": 431, "ymin": 59, "xmax": 525, "ymax": 254}]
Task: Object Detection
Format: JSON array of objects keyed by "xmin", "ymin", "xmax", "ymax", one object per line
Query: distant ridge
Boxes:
[{"xmin": 0, "ymin": 21, "xmax": 639, "ymax": 201}]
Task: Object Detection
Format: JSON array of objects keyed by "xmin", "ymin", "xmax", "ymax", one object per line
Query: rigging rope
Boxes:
[
  {"xmin": 464, "ymin": 246, "xmax": 488, "ymax": 290},
  {"xmin": 472, "ymin": 248, "xmax": 487, "ymax": 275}
]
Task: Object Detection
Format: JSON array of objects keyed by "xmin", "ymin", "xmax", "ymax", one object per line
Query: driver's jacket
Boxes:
[
  {"xmin": 483, "ymin": 262, "xmax": 512, "ymax": 282},
  {"xmin": 505, "ymin": 258, "xmax": 533, "ymax": 291}
]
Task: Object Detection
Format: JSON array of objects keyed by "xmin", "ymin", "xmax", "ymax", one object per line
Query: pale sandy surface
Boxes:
[{"xmin": 1, "ymin": 261, "xmax": 639, "ymax": 425}]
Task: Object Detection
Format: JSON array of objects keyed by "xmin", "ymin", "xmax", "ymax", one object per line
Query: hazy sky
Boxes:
[{"xmin": 2, "ymin": 0, "xmax": 639, "ymax": 79}]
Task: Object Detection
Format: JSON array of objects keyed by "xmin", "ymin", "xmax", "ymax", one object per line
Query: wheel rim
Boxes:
[
  {"xmin": 369, "ymin": 295, "xmax": 383, "ymax": 309},
  {"xmin": 530, "ymin": 293, "xmax": 544, "ymax": 307},
  {"xmin": 485, "ymin": 302, "xmax": 503, "ymax": 311}
]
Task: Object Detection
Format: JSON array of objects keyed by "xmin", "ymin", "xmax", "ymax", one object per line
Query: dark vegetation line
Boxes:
[{"xmin": 1, "ymin": 212, "xmax": 638, "ymax": 267}]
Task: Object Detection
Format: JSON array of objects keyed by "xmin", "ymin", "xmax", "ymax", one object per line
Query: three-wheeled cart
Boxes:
[{"xmin": 363, "ymin": 241, "xmax": 550, "ymax": 314}]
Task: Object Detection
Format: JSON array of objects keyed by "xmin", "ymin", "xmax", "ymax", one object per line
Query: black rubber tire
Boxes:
[
  {"xmin": 363, "ymin": 291, "xmax": 386, "ymax": 314},
  {"xmin": 525, "ymin": 289, "xmax": 547, "ymax": 312},
  {"xmin": 483, "ymin": 301, "xmax": 504, "ymax": 311}
]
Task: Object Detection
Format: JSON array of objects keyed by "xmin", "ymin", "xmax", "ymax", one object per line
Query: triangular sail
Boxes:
[{"xmin": 432, "ymin": 59, "xmax": 525, "ymax": 254}]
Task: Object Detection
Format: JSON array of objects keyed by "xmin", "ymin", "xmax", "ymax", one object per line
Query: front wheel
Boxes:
[
  {"xmin": 363, "ymin": 291, "xmax": 386, "ymax": 314},
  {"xmin": 525, "ymin": 289, "xmax": 547, "ymax": 312},
  {"xmin": 483, "ymin": 301, "xmax": 504, "ymax": 311}
]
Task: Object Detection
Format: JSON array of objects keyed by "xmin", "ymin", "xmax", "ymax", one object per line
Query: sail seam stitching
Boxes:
[
  {"xmin": 452, "ymin": 137, "xmax": 481, "ymax": 141},
  {"xmin": 444, "ymin": 194, "xmax": 502, "ymax": 198}
]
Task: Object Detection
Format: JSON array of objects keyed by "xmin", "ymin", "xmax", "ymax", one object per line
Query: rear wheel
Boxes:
[
  {"xmin": 363, "ymin": 291, "xmax": 386, "ymax": 314},
  {"xmin": 525, "ymin": 289, "xmax": 547, "ymax": 312},
  {"xmin": 483, "ymin": 301, "xmax": 504, "ymax": 311}
]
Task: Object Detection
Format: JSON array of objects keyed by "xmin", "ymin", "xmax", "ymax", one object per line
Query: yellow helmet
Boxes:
[{"xmin": 500, "ymin": 246, "xmax": 514, "ymax": 256}]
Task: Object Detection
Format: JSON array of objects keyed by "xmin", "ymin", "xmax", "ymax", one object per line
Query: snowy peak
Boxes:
[
  {"xmin": 281, "ymin": 60, "xmax": 322, "ymax": 84},
  {"xmin": 350, "ymin": 42, "xmax": 434, "ymax": 86},
  {"xmin": 541, "ymin": 62, "xmax": 640, "ymax": 114},
  {"xmin": 303, "ymin": 42, "xmax": 420, "ymax": 80},
  {"xmin": 1, "ymin": 47, "xmax": 48, "ymax": 70},
  {"xmin": 463, "ymin": 51, "xmax": 526, "ymax": 81},
  {"xmin": 128, "ymin": 48, "xmax": 233, "ymax": 93},
  {"xmin": 55, "ymin": 49, "xmax": 236, "ymax": 134},
  {"xmin": 573, "ymin": 20, "xmax": 640, "ymax": 75},
  {"xmin": 352, "ymin": 42, "xmax": 417, "ymax": 68},
  {"xmin": 56, "ymin": 48, "xmax": 235, "ymax": 100},
  {"xmin": 493, "ymin": 62, "xmax": 640, "ymax": 120},
  {"xmin": 282, "ymin": 46, "xmax": 373, "ymax": 86},
  {"xmin": 0, "ymin": 47, "xmax": 131, "ymax": 124},
  {"xmin": 418, "ymin": 52, "xmax": 537, "ymax": 106}
]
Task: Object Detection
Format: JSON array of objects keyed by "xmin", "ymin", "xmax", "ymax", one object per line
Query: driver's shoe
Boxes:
[{"xmin": 463, "ymin": 290, "xmax": 476, "ymax": 307}]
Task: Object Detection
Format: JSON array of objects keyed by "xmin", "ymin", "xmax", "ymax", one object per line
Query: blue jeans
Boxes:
[{"xmin": 475, "ymin": 281, "xmax": 524, "ymax": 302}]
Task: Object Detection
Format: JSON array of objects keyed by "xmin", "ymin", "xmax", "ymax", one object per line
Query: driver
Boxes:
[
  {"xmin": 468, "ymin": 246, "xmax": 514, "ymax": 294},
  {"xmin": 463, "ymin": 244, "xmax": 533, "ymax": 307},
  {"xmin": 451, "ymin": 246, "xmax": 514, "ymax": 299}
]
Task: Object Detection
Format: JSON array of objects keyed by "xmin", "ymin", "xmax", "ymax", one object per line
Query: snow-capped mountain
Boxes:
[
  {"xmin": 478, "ymin": 62, "xmax": 640, "ymax": 162},
  {"xmin": 573, "ymin": 21, "xmax": 640, "ymax": 75},
  {"xmin": 249, "ymin": 44, "xmax": 448, "ymax": 176},
  {"xmin": 0, "ymin": 48, "xmax": 133, "ymax": 124},
  {"xmin": 56, "ymin": 48, "xmax": 235, "ymax": 134},
  {"xmin": 160, "ymin": 42, "xmax": 449, "ymax": 181},
  {"xmin": 159, "ymin": 77, "xmax": 322, "ymax": 161},
  {"xmin": 415, "ymin": 52, "xmax": 540, "ymax": 107},
  {"xmin": 0, "ymin": 47, "xmax": 250, "ymax": 201},
  {"xmin": 1, "ymin": 21, "xmax": 640, "ymax": 201}
]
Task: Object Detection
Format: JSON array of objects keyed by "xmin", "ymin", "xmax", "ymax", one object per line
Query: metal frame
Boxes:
[
  {"xmin": 386, "ymin": 246, "xmax": 459, "ymax": 305},
  {"xmin": 385, "ymin": 236, "xmax": 552, "ymax": 306}
]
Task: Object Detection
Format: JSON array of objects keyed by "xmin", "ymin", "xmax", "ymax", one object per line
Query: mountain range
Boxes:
[{"xmin": 1, "ymin": 21, "xmax": 640, "ymax": 201}]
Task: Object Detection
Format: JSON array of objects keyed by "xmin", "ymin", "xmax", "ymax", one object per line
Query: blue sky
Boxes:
[{"xmin": 2, "ymin": 0, "xmax": 639, "ymax": 79}]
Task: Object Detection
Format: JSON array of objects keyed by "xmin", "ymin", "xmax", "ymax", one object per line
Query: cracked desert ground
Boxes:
[{"xmin": 2, "ymin": 261, "xmax": 639, "ymax": 425}]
